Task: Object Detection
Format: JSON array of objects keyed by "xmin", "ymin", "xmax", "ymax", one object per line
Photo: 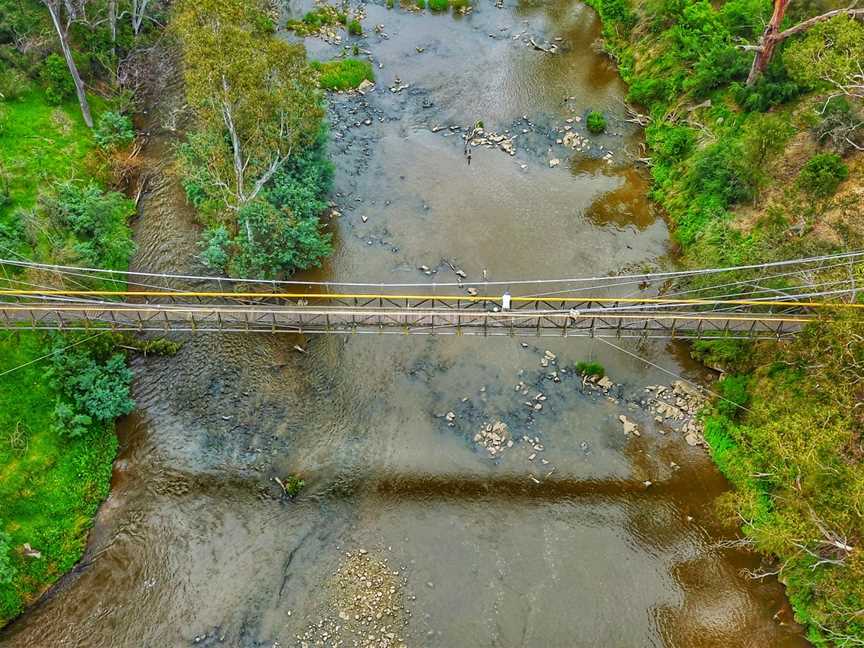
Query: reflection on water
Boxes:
[{"xmin": 0, "ymin": 1, "xmax": 807, "ymax": 647}]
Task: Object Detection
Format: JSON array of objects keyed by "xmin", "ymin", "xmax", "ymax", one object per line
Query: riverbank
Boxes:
[
  {"xmin": 0, "ymin": 4, "xmax": 146, "ymax": 625},
  {"xmin": 586, "ymin": 0, "xmax": 864, "ymax": 642}
]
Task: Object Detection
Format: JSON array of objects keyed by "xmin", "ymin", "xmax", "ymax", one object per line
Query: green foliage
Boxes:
[
  {"xmin": 118, "ymin": 335, "xmax": 183, "ymax": 356},
  {"xmin": 586, "ymin": 110, "xmax": 606, "ymax": 134},
  {"xmin": 784, "ymin": 16, "xmax": 864, "ymax": 92},
  {"xmin": 683, "ymin": 44, "xmax": 748, "ymax": 99},
  {"xmin": 715, "ymin": 374, "xmax": 749, "ymax": 419},
  {"xmin": 200, "ymin": 224, "xmax": 232, "ymax": 269},
  {"xmin": 730, "ymin": 62, "xmax": 803, "ymax": 113},
  {"xmin": 93, "ymin": 111, "xmax": 134, "ymax": 150},
  {"xmin": 686, "ymin": 140, "xmax": 758, "ymax": 206},
  {"xmin": 347, "ymin": 19, "xmax": 362, "ymax": 35},
  {"xmin": 229, "ymin": 199, "xmax": 332, "ymax": 279},
  {"xmin": 428, "ymin": 0, "xmax": 449, "ymax": 11},
  {"xmin": 575, "ymin": 361, "xmax": 605, "ymax": 377},
  {"xmin": 797, "ymin": 153, "xmax": 848, "ymax": 198},
  {"xmin": 264, "ymin": 126, "xmax": 334, "ymax": 220},
  {"xmin": 46, "ymin": 182, "xmax": 136, "ymax": 269},
  {"xmin": 311, "ymin": 58, "xmax": 374, "ymax": 91},
  {"xmin": 691, "ymin": 338, "xmax": 751, "ymax": 371},
  {"xmin": 286, "ymin": 5, "xmax": 348, "ymax": 35},
  {"xmin": 0, "ymin": 531, "xmax": 14, "ymax": 587},
  {"xmin": 49, "ymin": 336, "xmax": 134, "ymax": 439},
  {"xmin": 39, "ymin": 54, "xmax": 74, "ymax": 105},
  {"xmin": 281, "ymin": 474, "xmax": 305, "ymax": 498},
  {"xmin": 0, "ymin": 66, "xmax": 30, "ymax": 101}
]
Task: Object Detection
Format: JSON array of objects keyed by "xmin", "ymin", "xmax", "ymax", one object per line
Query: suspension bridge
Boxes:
[{"xmin": 0, "ymin": 252, "xmax": 862, "ymax": 340}]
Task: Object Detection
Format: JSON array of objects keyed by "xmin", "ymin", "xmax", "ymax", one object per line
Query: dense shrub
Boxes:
[
  {"xmin": 0, "ymin": 66, "xmax": 30, "ymax": 101},
  {"xmin": 199, "ymin": 224, "xmax": 231, "ymax": 270},
  {"xmin": 94, "ymin": 111, "xmax": 134, "ymax": 150},
  {"xmin": 797, "ymin": 153, "xmax": 848, "ymax": 198},
  {"xmin": 646, "ymin": 122, "xmax": 694, "ymax": 164},
  {"xmin": 586, "ymin": 110, "xmax": 607, "ymax": 134},
  {"xmin": 229, "ymin": 199, "xmax": 331, "ymax": 279},
  {"xmin": 47, "ymin": 182, "xmax": 136, "ymax": 269},
  {"xmin": 264, "ymin": 127, "xmax": 334, "ymax": 221},
  {"xmin": 49, "ymin": 338, "xmax": 134, "ymax": 439},
  {"xmin": 626, "ymin": 76, "xmax": 670, "ymax": 108},
  {"xmin": 683, "ymin": 45, "xmax": 748, "ymax": 98},
  {"xmin": 716, "ymin": 374, "xmax": 749, "ymax": 419},
  {"xmin": 686, "ymin": 140, "xmax": 758, "ymax": 206},
  {"xmin": 40, "ymin": 54, "xmax": 74, "ymax": 105},
  {"xmin": 730, "ymin": 61, "xmax": 803, "ymax": 112},
  {"xmin": 347, "ymin": 19, "xmax": 362, "ymax": 35},
  {"xmin": 784, "ymin": 15, "xmax": 864, "ymax": 92}
]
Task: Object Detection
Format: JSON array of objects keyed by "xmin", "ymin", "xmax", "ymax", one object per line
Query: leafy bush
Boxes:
[
  {"xmin": 586, "ymin": 110, "xmax": 606, "ymax": 134},
  {"xmin": 428, "ymin": 0, "xmax": 449, "ymax": 10},
  {"xmin": 47, "ymin": 182, "xmax": 136, "ymax": 269},
  {"xmin": 0, "ymin": 66, "xmax": 30, "ymax": 101},
  {"xmin": 716, "ymin": 374, "xmax": 749, "ymax": 419},
  {"xmin": 575, "ymin": 361, "xmax": 605, "ymax": 377},
  {"xmin": 265, "ymin": 134, "xmax": 333, "ymax": 220},
  {"xmin": 200, "ymin": 224, "xmax": 231, "ymax": 270},
  {"xmin": 626, "ymin": 76, "xmax": 670, "ymax": 108},
  {"xmin": 686, "ymin": 140, "xmax": 758, "ymax": 206},
  {"xmin": 229, "ymin": 199, "xmax": 332, "ymax": 279},
  {"xmin": 311, "ymin": 58, "xmax": 374, "ymax": 91},
  {"xmin": 596, "ymin": 0, "xmax": 636, "ymax": 30},
  {"xmin": 40, "ymin": 54, "xmax": 74, "ymax": 105},
  {"xmin": 94, "ymin": 111, "xmax": 134, "ymax": 150},
  {"xmin": 683, "ymin": 44, "xmax": 748, "ymax": 98},
  {"xmin": 49, "ymin": 339, "xmax": 134, "ymax": 439},
  {"xmin": 347, "ymin": 19, "xmax": 362, "ymax": 35},
  {"xmin": 645, "ymin": 122, "xmax": 694, "ymax": 164},
  {"xmin": 797, "ymin": 153, "xmax": 848, "ymax": 198},
  {"xmin": 281, "ymin": 474, "xmax": 305, "ymax": 498}
]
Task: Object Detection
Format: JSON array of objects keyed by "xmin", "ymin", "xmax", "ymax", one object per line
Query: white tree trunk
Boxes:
[{"xmin": 43, "ymin": 0, "xmax": 94, "ymax": 128}]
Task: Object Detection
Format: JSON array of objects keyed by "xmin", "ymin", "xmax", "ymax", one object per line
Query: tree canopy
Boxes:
[{"xmin": 174, "ymin": 0, "xmax": 324, "ymax": 212}]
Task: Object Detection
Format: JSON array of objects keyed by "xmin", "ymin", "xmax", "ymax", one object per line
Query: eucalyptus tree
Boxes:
[
  {"xmin": 174, "ymin": 0, "xmax": 324, "ymax": 235},
  {"xmin": 40, "ymin": 0, "xmax": 93, "ymax": 127}
]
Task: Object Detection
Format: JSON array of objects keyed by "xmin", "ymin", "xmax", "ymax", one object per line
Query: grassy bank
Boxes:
[
  {"xmin": 0, "ymin": 0, "xmax": 146, "ymax": 625},
  {"xmin": 0, "ymin": 85, "xmax": 136, "ymax": 628},
  {"xmin": 585, "ymin": 0, "xmax": 864, "ymax": 643}
]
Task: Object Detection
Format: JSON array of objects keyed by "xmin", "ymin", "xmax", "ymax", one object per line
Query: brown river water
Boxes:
[{"xmin": 1, "ymin": 0, "xmax": 810, "ymax": 646}]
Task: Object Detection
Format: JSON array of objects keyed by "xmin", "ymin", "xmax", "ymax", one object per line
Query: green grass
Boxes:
[
  {"xmin": 0, "ymin": 332, "xmax": 118, "ymax": 625},
  {"xmin": 311, "ymin": 59, "xmax": 374, "ymax": 91},
  {"xmin": 0, "ymin": 89, "xmax": 101, "ymax": 221}
]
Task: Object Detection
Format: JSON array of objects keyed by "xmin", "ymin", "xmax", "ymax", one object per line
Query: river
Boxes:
[{"xmin": 1, "ymin": 1, "xmax": 809, "ymax": 646}]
